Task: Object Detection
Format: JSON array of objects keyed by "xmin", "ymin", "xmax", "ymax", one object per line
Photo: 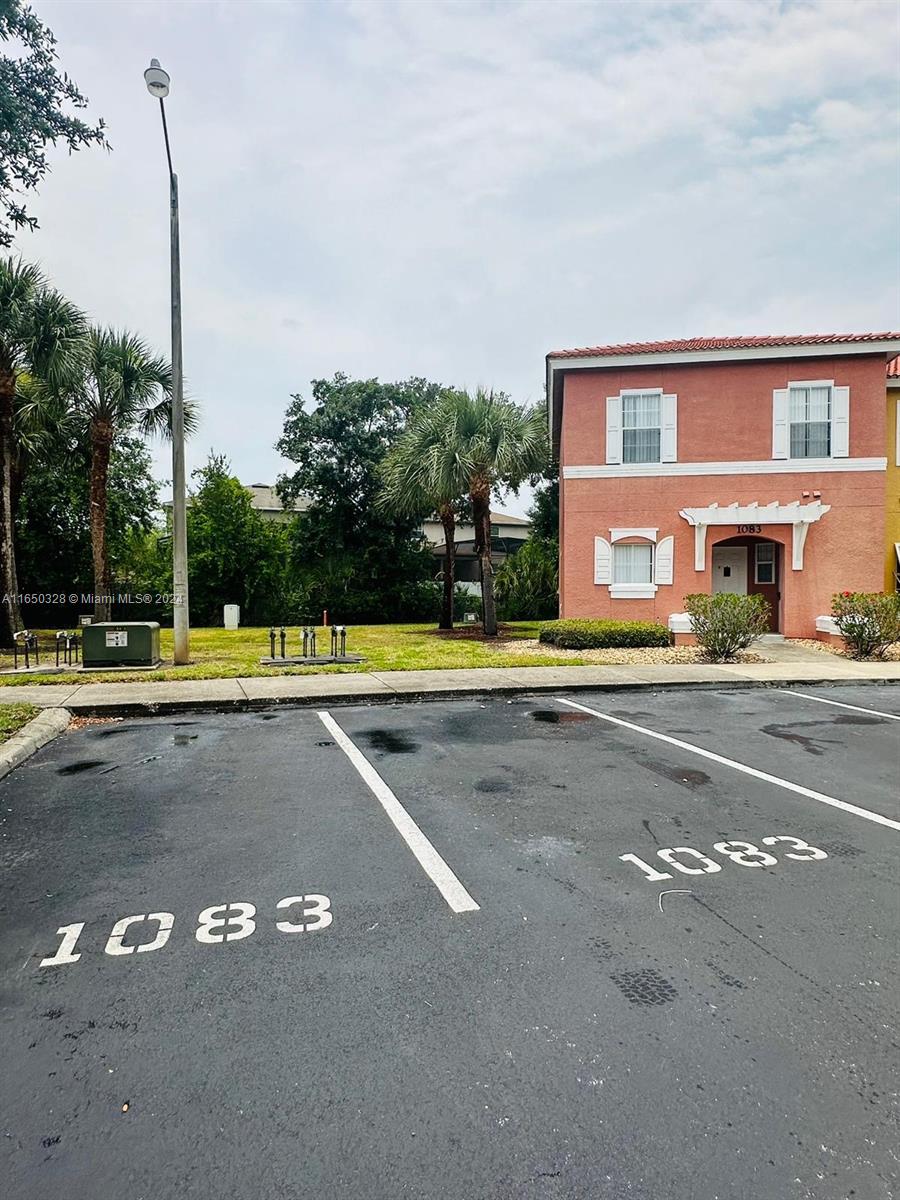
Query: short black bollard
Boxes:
[
  {"xmin": 330, "ymin": 625, "xmax": 337, "ymax": 656},
  {"xmin": 309, "ymin": 627, "xmax": 316, "ymax": 657},
  {"xmin": 339, "ymin": 626, "xmax": 347, "ymax": 656},
  {"xmin": 55, "ymin": 631, "xmax": 78, "ymax": 668},
  {"xmin": 269, "ymin": 627, "xmax": 276, "ymax": 658},
  {"xmin": 14, "ymin": 630, "xmax": 38, "ymax": 669},
  {"xmin": 279, "ymin": 626, "xmax": 286, "ymax": 658}
]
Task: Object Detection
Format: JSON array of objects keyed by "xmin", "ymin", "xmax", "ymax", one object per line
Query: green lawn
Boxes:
[
  {"xmin": 0, "ymin": 623, "xmax": 583, "ymax": 686},
  {"xmin": 0, "ymin": 702, "xmax": 40, "ymax": 739}
]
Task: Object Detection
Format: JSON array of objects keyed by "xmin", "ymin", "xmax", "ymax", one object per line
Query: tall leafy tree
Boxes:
[
  {"xmin": 0, "ymin": 256, "xmax": 86, "ymax": 639},
  {"xmin": 0, "ymin": 0, "xmax": 107, "ymax": 247},
  {"xmin": 16, "ymin": 431, "xmax": 159, "ymax": 601},
  {"xmin": 396, "ymin": 389, "xmax": 547, "ymax": 636},
  {"xmin": 171, "ymin": 454, "xmax": 289, "ymax": 626},
  {"xmin": 276, "ymin": 374, "xmax": 440, "ymax": 624},
  {"xmin": 529, "ymin": 471, "xmax": 559, "ymax": 543},
  {"xmin": 71, "ymin": 328, "xmax": 189, "ymax": 621}
]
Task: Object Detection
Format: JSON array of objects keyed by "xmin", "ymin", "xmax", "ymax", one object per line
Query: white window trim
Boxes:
[
  {"xmin": 621, "ymin": 388, "xmax": 663, "ymax": 468},
  {"xmin": 610, "ymin": 527, "xmax": 658, "ymax": 543},
  {"xmin": 607, "ymin": 388, "xmax": 678, "ymax": 467},
  {"xmin": 754, "ymin": 542, "xmax": 776, "ymax": 585},
  {"xmin": 610, "ymin": 583, "xmax": 657, "ymax": 599},
  {"xmin": 609, "ymin": 536, "xmax": 657, "ymax": 599},
  {"xmin": 783, "ymin": 378, "xmax": 850, "ymax": 460}
]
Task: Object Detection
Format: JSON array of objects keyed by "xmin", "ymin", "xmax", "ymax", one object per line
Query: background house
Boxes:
[
  {"xmin": 226, "ymin": 491, "xmax": 533, "ymax": 588},
  {"xmin": 162, "ymin": 483, "xmax": 309, "ymax": 526},
  {"xmin": 242, "ymin": 485, "xmax": 310, "ymax": 522},
  {"xmin": 163, "ymin": 488, "xmax": 531, "ymax": 597},
  {"xmin": 420, "ymin": 512, "xmax": 532, "ymax": 595}
]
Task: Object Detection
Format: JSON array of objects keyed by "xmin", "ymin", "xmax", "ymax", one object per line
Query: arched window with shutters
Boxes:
[{"xmin": 594, "ymin": 531, "xmax": 675, "ymax": 598}]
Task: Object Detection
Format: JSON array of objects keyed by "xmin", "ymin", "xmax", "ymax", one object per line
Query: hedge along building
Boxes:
[{"xmin": 547, "ymin": 333, "xmax": 900, "ymax": 638}]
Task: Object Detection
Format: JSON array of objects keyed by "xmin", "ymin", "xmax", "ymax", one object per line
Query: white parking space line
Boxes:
[
  {"xmin": 778, "ymin": 690, "xmax": 900, "ymax": 721},
  {"xmin": 317, "ymin": 711, "xmax": 480, "ymax": 915},
  {"xmin": 557, "ymin": 697, "xmax": 900, "ymax": 833}
]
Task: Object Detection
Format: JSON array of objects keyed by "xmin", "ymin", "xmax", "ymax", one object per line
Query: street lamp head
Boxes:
[{"xmin": 144, "ymin": 58, "xmax": 170, "ymax": 99}]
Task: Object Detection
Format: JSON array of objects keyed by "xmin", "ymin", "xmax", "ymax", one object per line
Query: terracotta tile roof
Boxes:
[
  {"xmin": 888, "ymin": 355, "xmax": 900, "ymax": 378},
  {"xmin": 547, "ymin": 332, "xmax": 900, "ymax": 360}
]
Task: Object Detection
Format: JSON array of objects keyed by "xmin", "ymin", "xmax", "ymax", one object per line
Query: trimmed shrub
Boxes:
[
  {"xmin": 831, "ymin": 591, "xmax": 900, "ymax": 659},
  {"xmin": 539, "ymin": 618, "xmax": 671, "ymax": 650},
  {"xmin": 682, "ymin": 592, "xmax": 769, "ymax": 661}
]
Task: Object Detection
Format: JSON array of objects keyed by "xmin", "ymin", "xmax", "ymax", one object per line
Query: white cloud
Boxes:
[{"xmin": 13, "ymin": 0, "xmax": 900, "ymax": 515}]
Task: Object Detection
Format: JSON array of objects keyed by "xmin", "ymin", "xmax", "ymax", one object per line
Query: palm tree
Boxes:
[
  {"xmin": 383, "ymin": 388, "xmax": 547, "ymax": 636},
  {"xmin": 442, "ymin": 389, "xmax": 547, "ymax": 636},
  {"xmin": 0, "ymin": 257, "xmax": 87, "ymax": 641},
  {"xmin": 73, "ymin": 328, "xmax": 195, "ymax": 621},
  {"xmin": 380, "ymin": 414, "xmax": 467, "ymax": 630}
]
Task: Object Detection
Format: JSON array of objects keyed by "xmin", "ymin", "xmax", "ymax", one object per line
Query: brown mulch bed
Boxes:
[{"xmin": 419, "ymin": 623, "xmax": 524, "ymax": 641}]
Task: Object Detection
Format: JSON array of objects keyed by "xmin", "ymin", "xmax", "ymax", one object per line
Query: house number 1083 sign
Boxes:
[{"xmin": 736, "ymin": 524, "xmax": 762, "ymax": 534}]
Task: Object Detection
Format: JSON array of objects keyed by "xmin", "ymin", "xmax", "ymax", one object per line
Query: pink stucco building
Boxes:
[{"xmin": 548, "ymin": 333, "xmax": 900, "ymax": 638}]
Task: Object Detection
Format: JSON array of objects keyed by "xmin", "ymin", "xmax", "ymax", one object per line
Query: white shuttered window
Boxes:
[
  {"xmin": 612, "ymin": 543, "xmax": 654, "ymax": 584},
  {"xmin": 774, "ymin": 380, "xmax": 849, "ymax": 459},
  {"xmin": 789, "ymin": 385, "xmax": 831, "ymax": 458},
  {"xmin": 608, "ymin": 390, "xmax": 677, "ymax": 464},
  {"xmin": 622, "ymin": 393, "xmax": 661, "ymax": 464}
]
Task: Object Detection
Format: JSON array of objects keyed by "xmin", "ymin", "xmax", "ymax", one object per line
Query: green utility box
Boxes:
[{"xmin": 82, "ymin": 622, "xmax": 161, "ymax": 668}]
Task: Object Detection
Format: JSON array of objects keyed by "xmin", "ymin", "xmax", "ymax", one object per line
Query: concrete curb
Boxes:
[
  {"xmin": 0, "ymin": 708, "xmax": 71, "ymax": 779},
  {"xmin": 5, "ymin": 673, "xmax": 896, "ymax": 719}
]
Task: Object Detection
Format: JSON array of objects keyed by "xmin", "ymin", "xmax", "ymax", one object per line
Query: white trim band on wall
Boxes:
[{"xmin": 563, "ymin": 457, "xmax": 887, "ymax": 480}]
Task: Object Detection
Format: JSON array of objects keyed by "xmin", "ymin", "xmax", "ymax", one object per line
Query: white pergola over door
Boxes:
[{"xmin": 679, "ymin": 501, "xmax": 830, "ymax": 572}]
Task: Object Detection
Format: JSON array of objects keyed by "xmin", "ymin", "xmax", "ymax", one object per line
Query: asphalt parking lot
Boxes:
[{"xmin": 1, "ymin": 684, "xmax": 898, "ymax": 1200}]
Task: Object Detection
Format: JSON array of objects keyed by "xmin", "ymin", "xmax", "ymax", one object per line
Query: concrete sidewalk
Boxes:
[{"xmin": 1, "ymin": 656, "xmax": 898, "ymax": 715}]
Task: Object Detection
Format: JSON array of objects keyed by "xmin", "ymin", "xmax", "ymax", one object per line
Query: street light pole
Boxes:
[{"xmin": 145, "ymin": 59, "xmax": 189, "ymax": 664}]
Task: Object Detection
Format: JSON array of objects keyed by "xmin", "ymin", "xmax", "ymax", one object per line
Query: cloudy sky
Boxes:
[{"xmin": 15, "ymin": 0, "xmax": 900, "ymax": 515}]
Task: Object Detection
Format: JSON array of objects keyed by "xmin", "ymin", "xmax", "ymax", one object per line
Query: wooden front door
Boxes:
[{"xmin": 749, "ymin": 540, "xmax": 780, "ymax": 632}]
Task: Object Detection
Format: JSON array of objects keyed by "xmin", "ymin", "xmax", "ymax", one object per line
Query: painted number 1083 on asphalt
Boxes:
[
  {"xmin": 619, "ymin": 835, "xmax": 827, "ymax": 882},
  {"xmin": 38, "ymin": 894, "xmax": 332, "ymax": 969}
]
